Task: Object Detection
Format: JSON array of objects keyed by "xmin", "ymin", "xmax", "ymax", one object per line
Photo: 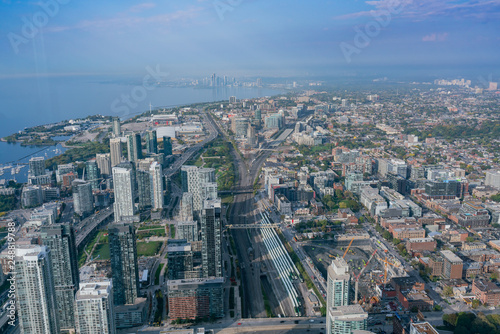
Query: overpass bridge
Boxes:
[
  {"xmin": 218, "ymin": 186, "xmax": 254, "ymax": 195},
  {"xmin": 75, "ymin": 207, "xmax": 114, "ymax": 249},
  {"xmin": 226, "ymin": 224, "xmax": 280, "ymax": 229}
]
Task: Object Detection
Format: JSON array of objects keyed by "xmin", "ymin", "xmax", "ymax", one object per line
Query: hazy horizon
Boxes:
[{"xmin": 1, "ymin": 1, "xmax": 499, "ymax": 79}]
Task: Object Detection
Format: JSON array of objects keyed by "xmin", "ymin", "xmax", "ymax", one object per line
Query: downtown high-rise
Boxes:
[
  {"xmin": 110, "ymin": 138, "xmax": 123, "ymax": 167},
  {"xmin": 326, "ymin": 258, "xmax": 351, "ymax": 309},
  {"xmin": 73, "ymin": 179, "xmax": 94, "ymax": 217},
  {"xmin": 28, "ymin": 156, "xmax": 46, "ymax": 177},
  {"xmin": 112, "ymin": 116, "xmax": 121, "ymax": 137},
  {"xmin": 145, "ymin": 130, "xmax": 157, "ymax": 154},
  {"xmin": 181, "ymin": 166, "xmax": 216, "ymax": 212},
  {"xmin": 96, "ymin": 153, "xmax": 112, "ymax": 176},
  {"xmin": 127, "ymin": 133, "xmax": 143, "ymax": 162},
  {"xmin": 136, "ymin": 168, "xmax": 152, "ymax": 210},
  {"xmin": 327, "ymin": 258, "xmax": 351, "ymax": 309},
  {"xmin": 40, "ymin": 224, "xmax": 79, "ymax": 331},
  {"xmin": 201, "ymin": 198, "xmax": 222, "ymax": 278},
  {"xmin": 75, "ymin": 281, "xmax": 116, "ymax": 334},
  {"xmin": 109, "ymin": 223, "xmax": 139, "ymax": 305},
  {"xmin": 327, "ymin": 258, "xmax": 358, "ymax": 334},
  {"xmin": 15, "ymin": 245, "xmax": 60, "ymax": 334},
  {"xmin": 86, "ymin": 159, "xmax": 101, "ymax": 190},
  {"xmin": 163, "ymin": 136, "xmax": 172, "ymax": 156},
  {"xmin": 112, "ymin": 166, "xmax": 136, "ymax": 222},
  {"xmin": 150, "ymin": 161, "xmax": 163, "ymax": 210}
]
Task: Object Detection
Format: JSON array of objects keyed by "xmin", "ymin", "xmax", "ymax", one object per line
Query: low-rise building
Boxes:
[
  {"xmin": 489, "ymin": 240, "xmax": 500, "ymax": 252},
  {"xmin": 428, "ymin": 256, "xmax": 444, "ymax": 277},
  {"xmin": 114, "ymin": 298, "xmax": 148, "ymax": 329},
  {"xmin": 392, "ymin": 277, "xmax": 433, "ymax": 311},
  {"xmin": 457, "ymin": 202, "xmax": 491, "ymax": 228},
  {"xmin": 461, "ymin": 241, "xmax": 486, "ymax": 251},
  {"xmin": 392, "ymin": 228, "xmax": 426, "ymax": 240},
  {"xmin": 410, "ymin": 322, "xmax": 439, "ymax": 334},
  {"xmin": 462, "ymin": 262, "xmax": 482, "ymax": 279},
  {"xmin": 167, "ymin": 277, "xmax": 224, "ymax": 320},
  {"xmin": 406, "ymin": 238, "xmax": 437, "ymax": 252},
  {"xmin": 472, "ymin": 279, "xmax": 500, "ymax": 305}
]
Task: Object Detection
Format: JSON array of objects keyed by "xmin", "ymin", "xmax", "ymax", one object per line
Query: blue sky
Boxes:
[{"xmin": 1, "ymin": 0, "xmax": 500, "ymax": 78}]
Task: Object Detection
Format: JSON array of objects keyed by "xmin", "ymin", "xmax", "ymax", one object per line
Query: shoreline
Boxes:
[{"xmin": 0, "ymin": 138, "xmax": 60, "ymax": 147}]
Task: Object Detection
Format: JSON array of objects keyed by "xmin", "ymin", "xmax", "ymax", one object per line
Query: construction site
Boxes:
[{"xmin": 301, "ymin": 236, "xmax": 406, "ymax": 311}]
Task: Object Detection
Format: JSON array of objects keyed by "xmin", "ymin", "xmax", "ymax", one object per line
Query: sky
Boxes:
[{"xmin": 1, "ymin": 0, "xmax": 500, "ymax": 79}]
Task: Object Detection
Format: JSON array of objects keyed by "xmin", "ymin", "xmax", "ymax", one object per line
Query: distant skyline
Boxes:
[{"xmin": 1, "ymin": 0, "xmax": 500, "ymax": 79}]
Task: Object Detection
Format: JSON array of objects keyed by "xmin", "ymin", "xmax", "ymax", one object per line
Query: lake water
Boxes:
[
  {"xmin": 0, "ymin": 143, "xmax": 67, "ymax": 183},
  {"xmin": 0, "ymin": 75, "xmax": 283, "ymax": 183},
  {"xmin": 0, "ymin": 75, "xmax": 282, "ymax": 138}
]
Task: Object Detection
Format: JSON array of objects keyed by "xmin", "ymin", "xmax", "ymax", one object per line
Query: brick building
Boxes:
[
  {"xmin": 472, "ymin": 279, "xmax": 500, "ymax": 306},
  {"xmin": 457, "ymin": 202, "xmax": 491, "ymax": 228},
  {"xmin": 167, "ymin": 277, "xmax": 224, "ymax": 320},
  {"xmin": 441, "ymin": 250, "xmax": 463, "ymax": 279},
  {"xmin": 392, "ymin": 277, "xmax": 433, "ymax": 311},
  {"xmin": 428, "ymin": 256, "xmax": 444, "ymax": 277},
  {"xmin": 406, "ymin": 238, "xmax": 437, "ymax": 252},
  {"xmin": 392, "ymin": 228, "xmax": 426, "ymax": 240}
]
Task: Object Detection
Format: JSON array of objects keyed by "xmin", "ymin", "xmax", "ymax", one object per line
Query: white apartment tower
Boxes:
[
  {"xmin": 150, "ymin": 161, "xmax": 164, "ymax": 210},
  {"xmin": 15, "ymin": 245, "xmax": 60, "ymax": 334},
  {"xmin": 110, "ymin": 138, "xmax": 122, "ymax": 167},
  {"xmin": 75, "ymin": 281, "xmax": 116, "ymax": 334},
  {"xmin": 112, "ymin": 167, "xmax": 135, "ymax": 222},
  {"xmin": 327, "ymin": 258, "xmax": 350, "ymax": 309}
]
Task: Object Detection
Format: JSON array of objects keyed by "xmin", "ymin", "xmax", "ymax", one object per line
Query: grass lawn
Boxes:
[
  {"xmin": 155, "ymin": 263, "xmax": 164, "ymax": 285},
  {"xmin": 221, "ymin": 194, "xmax": 234, "ymax": 204},
  {"xmin": 137, "ymin": 241, "xmax": 163, "ymax": 257},
  {"xmin": 137, "ymin": 229, "xmax": 166, "ymax": 239},
  {"xmin": 93, "ymin": 243, "xmax": 110, "ymax": 260},
  {"xmin": 138, "ymin": 225, "xmax": 163, "ymax": 231},
  {"xmin": 170, "ymin": 224, "xmax": 175, "ymax": 238}
]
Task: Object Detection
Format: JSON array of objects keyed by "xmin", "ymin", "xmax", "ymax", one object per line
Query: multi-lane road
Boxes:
[
  {"xmin": 164, "ymin": 111, "xmax": 219, "ymax": 178},
  {"xmin": 74, "ymin": 206, "xmax": 114, "ymax": 247}
]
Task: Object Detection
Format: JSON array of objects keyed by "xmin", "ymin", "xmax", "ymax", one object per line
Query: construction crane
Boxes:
[
  {"xmin": 353, "ymin": 249, "xmax": 377, "ymax": 303},
  {"xmin": 342, "ymin": 237, "xmax": 355, "ymax": 259},
  {"xmin": 380, "ymin": 256, "xmax": 399, "ymax": 284}
]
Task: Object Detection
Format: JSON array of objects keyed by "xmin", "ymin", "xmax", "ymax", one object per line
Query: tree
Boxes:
[
  {"xmin": 455, "ymin": 326, "xmax": 469, "ymax": 334},
  {"xmin": 443, "ymin": 313, "xmax": 458, "ymax": 327},
  {"xmin": 443, "ymin": 286, "xmax": 453, "ymax": 297},
  {"xmin": 382, "ymin": 231, "xmax": 393, "ymax": 241},
  {"xmin": 491, "ymin": 271, "xmax": 499, "ymax": 282},
  {"xmin": 471, "ymin": 299, "xmax": 481, "ymax": 309}
]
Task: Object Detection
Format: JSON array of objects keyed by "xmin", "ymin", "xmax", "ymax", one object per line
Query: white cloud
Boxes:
[
  {"xmin": 45, "ymin": 6, "xmax": 203, "ymax": 33},
  {"xmin": 129, "ymin": 3, "xmax": 156, "ymax": 13},
  {"xmin": 334, "ymin": 0, "xmax": 500, "ymax": 20},
  {"xmin": 422, "ymin": 32, "xmax": 448, "ymax": 42}
]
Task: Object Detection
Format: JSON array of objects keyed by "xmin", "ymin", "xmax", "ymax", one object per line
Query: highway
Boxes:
[
  {"xmin": 75, "ymin": 206, "xmax": 114, "ymax": 247},
  {"xmin": 164, "ymin": 111, "xmax": 219, "ymax": 178}
]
